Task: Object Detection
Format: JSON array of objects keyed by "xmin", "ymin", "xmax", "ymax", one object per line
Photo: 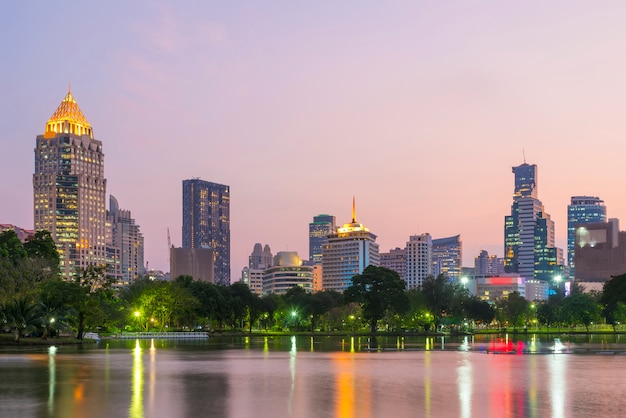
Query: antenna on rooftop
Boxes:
[{"xmin": 523, "ymin": 149, "xmax": 526, "ymax": 164}]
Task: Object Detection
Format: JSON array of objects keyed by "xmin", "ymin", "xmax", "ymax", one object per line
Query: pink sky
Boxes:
[{"xmin": 2, "ymin": 2, "xmax": 626, "ymax": 279}]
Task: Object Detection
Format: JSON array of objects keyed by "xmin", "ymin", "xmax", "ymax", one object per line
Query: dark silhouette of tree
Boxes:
[{"xmin": 344, "ymin": 266, "xmax": 409, "ymax": 333}]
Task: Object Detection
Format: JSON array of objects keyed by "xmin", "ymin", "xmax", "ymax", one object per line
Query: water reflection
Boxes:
[
  {"xmin": 48, "ymin": 345, "xmax": 56, "ymax": 414},
  {"xmin": 5, "ymin": 335, "xmax": 626, "ymax": 418},
  {"xmin": 130, "ymin": 339, "xmax": 144, "ymax": 418}
]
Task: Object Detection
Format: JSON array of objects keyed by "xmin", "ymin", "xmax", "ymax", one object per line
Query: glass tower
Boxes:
[
  {"xmin": 567, "ymin": 196, "xmax": 606, "ymax": 278},
  {"xmin": 308, "ymin": 214, "xmax": 336, "ymax": 264},
  {"xmin": 182, "ymin": 179, "xmax": 230, "ymax": 285}
]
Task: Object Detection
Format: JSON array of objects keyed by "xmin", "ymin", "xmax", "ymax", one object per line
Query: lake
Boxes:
[{"xmin": 1, "ymin": 334, "xmax": 626, "ymax": 418}]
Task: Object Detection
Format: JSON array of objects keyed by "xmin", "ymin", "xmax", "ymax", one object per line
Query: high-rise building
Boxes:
[
  {"xmin": 321, "ymin": 200, "xmax": 379, "ymax": 292},
  {"xmin": 263, "ymin": 251, "xmax": 313, "ymax": 295},
  {"xmin": 406, "ymin": 234, "xmax": 432, "ymax": 289},
  {"xmin": 309, "ymin": 214, "xmax": 336, "ymax": 264},
  {"xmin": 503, "ymin": 163, "xmax": 564, "ymax": 284},
  {"xmin": 474, "ymin": 250, "xmax": 504, "ymax": 276},
  {"xmin": 432, "ymin": 235, "xmax": 462, "ymax": 280},
  {"xmin": 106, "ymin": 195, "xmax": 144, "ymax": 286},
  {"xmin": 249, "ymin": 243, "xmax": 273, "ymax": 270},
  {"xmin": 380, "ymin": 247, "xmax": 407, "ymax": 281},
  {"xmin": 182, "ymin": 179, "xmax": 230, "ymax": 285},
  {"xmin": 33, "ymin": 89, "xmax": 106, "ymax": 278},
  {"xmin": 567, "ymin": 196, "xmax": 606, "ymax": 278}
]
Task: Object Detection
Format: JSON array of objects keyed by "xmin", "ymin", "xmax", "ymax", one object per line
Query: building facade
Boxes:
[
  {"xmin": 575, "ymin": 219, "xmax": 626, "ymax": 284},
  {"xmin": 263, "ymin": 251, "xmax": 313, "ymax": 295},
  {"xmin": 309, "ymin": 214, "xmax": 336, "ymax": 264},
  {"xmin": 474, "ymin": 250, "xmax": 504, "ymax": 276},
  {"xmin": 182, "ymin": 179, "xmax": 230, "ymax": 285},
  {"xmin": 380, "ymin": 247, "xmax": 407, "ymax": 282},
  {"xmin": 432, "ymin": 235, "xmax": 462, "ymax": 280},
  {"xmin": 406, "ymin": 234, "xmax": 432, "ymax": 289},
  {"xmin": 106, "ymin": 195, "xmax": 144, "ymax": 286},
  {"xmin": 321, "ymin": 202, "xmax": 379, "ymax": 292},
  {"xmin": 33, "ymin": 89, "xmax": 106, "ymax": 278},
  {"xmin": 170, "ymin": 247, "xmax": 214, "ymax": 283},
  {"xmin": 567, "ymin": 196, "xmax": 606, "ymax": 278}
]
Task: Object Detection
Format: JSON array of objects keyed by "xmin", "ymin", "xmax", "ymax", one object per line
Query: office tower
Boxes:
[
  {"xmin": 503, "ymin": 163, "xmax": 564, "ymax": 283},
  {"xmin": 182, "ymin": 179, "xmax": 230, "ymax": 285},
  {"xmin": 575, "ymin": 219, "xmax": 626, "ymax": 287},
  {"xmin": 106, "ymin": 195, "xmax": 144, "ymax": 286},
  {"xmin": 321, "ymin": 199, "xmax": 379, "ymax": 292},
  {"xmin": 33, "ymin": 89, "xmax": 106, "ymax": 278},
  {"xmin": 432, "ymin": 235, "xmax": 462, "ymax": 280},
  {"xmin": 567, "ymin": 196, "xmax": 606, "ymax": 278},
  {"xmin": 263, "ymin": 251, "xmax": 313, "ymax": 295},
  {"xmin": 474, "ymin": 250, "xmax": 504, "ymax": 276},
  {"xmin": 249, "ymin": 243, "xmax": 273, "ymax": 270},
  {"xmin": 406, "ymin": 234, "xmax": 432, "ymax": 289},
  {"xmin": 309, "ymin": 214, "xmax": 336, "ymax": 264},
  {"xmin": 380, "ymin": 247, "xmax": 407, "ymax": 282}
]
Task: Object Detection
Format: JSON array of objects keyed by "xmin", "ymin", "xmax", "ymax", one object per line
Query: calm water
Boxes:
[{"xmin": 2, "ymin": 334, "xmax": 626, "ymax": 418}]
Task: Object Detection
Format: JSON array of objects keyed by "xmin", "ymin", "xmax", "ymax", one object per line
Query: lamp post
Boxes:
[{"xmin": 553, "ymin": 275, "xmax": 563, "ymax": 296}]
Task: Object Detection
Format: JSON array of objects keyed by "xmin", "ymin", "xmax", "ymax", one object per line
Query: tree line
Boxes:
[{"xmin": 3, "ymin": 230, "xmax": 626, "ymax": 341}]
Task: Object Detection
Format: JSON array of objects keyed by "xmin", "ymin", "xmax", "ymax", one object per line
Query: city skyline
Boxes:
[{"xmin": 4, "ymin": 2, "xmax": 626, "ymax": 278}]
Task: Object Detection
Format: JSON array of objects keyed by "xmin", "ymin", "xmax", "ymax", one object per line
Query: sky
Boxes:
[{"xmin": 3, "ymin": 1, "xmax": 626, "ymax": 279}]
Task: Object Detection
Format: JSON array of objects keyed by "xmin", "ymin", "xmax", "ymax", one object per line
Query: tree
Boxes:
[
  {"xmin": 601, "ymin": 273, "xmax": 626, "ymax": 331},
  {"xmin": 497, "ymin": 292, "xmax": 528, "ymax": 331},
  {"xmin": 421, "ymin": 274, "xmax": 458, "ymax": 329},
  {"xmin": 344, "ymin": 266, "xmax": 409, "ymax": 333},
  {"xmin": 561, "ymin": 292, "xmax": 600, "ymax": 331}
]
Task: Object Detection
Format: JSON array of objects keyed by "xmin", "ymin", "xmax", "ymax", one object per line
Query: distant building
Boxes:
[
  {"xmin": 475, "ymin": 275, "xmax": 526, "ymax": 302},
  {"xmin": 33, "ymin": 89, "xmax": 106, "ymax": 279},
  {"xmin": 432, "ymin": 235, "xmax": 462, "ymax": 280},
  {"xmin": 242, "ymin": 243, "xmax": 273, "ymax": 295},
  {"xmin": 182, "ymin": 179, "xmax": 230, "ymax": 285},
  {"xmin": 474, "ymin": 250, "xmax": 504, "ymax": 276},
  {"xmin": 504, "ymin": 163, "xmax": 565, "ymax": 281},
  {"xmin": 263, "ymin": 251, "xmax": 313, "ymax": 295},
  {"xmin": 170, "ymin": 247, "xmax": 214, "ymax": 283},
  {"xmin": 309, "ymin": 214, "xmax": 336, "ymax": 264},
  {"xmin": 249, "ymin": 243, "xmax": 273, "ymax": 270},
  {"xmin": 0, "ymin": 224, "xmax": 34, "ymax": 242},
  {"xmin": 321, "ymin": 199, "xmax": 379, "ymax": 292},
  {"xmin": 106, "ymin": 195, "xmax": 144, "ymax": 286},
  {"xmin": 567, "ymin": 196, "xmax": 606, "ymax": 278},
  {"xmin": 406, "ymin": 234, "xmax": 432, "ymax": 289},
  {"xmin": 380, "ymin": 247, "xmax": 407, "ymax": 281},
  {"xmin": 575, "ymin": 219, "xmax": 626, "ymax": 284}
]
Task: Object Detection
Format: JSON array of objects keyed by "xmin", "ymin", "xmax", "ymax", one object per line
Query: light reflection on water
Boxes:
[{"xmin": 2, "ymin": 335, "xmax": 626, "ymax": 418}]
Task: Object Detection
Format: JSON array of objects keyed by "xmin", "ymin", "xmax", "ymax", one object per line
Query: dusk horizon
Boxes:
[{"xmin": 3, "ymin": 2, "xmax": 626, "ymax": 279}]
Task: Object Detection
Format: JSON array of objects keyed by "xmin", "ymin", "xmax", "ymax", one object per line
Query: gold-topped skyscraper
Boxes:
[{"xmin": 33, "ymin": 88, "xmax": 106, "ymax": 278}]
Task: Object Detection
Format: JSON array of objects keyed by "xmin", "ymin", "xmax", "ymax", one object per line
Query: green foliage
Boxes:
[
  {"xmin": 345, "ymin": 266, "xmax": 409, "ymax": 333},
  {"xmin": 496, "ymin": 291, "xmax": 528, "ymax": 330}
]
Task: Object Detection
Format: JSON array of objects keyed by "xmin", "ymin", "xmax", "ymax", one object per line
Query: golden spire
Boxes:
[
  {"xmin": 352, "ymin": 196, "xmax": 356, "ymax": 223},
  {"xmin": 44, "ymin": 87, "xmax": 93, "ymax": 139}
]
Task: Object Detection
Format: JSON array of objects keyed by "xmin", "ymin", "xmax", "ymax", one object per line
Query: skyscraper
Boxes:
[
  {"xmin": 406, "ymin": 234, "xmax": 432, "ymax": 289},
  {"xmin": 309, "ymin": 214, "xmax": 336, "ymax": 264},
  {"xmin": 432, "ymin": 235, "xmax": 462, "ymax": 280},
  {"xmin": 380, "ymin": 247, "xmax": 407, "ymax": 281},
  {"xmin": 182, "ymin": 179, "xmax": 230, "ymax": 285},
  {"xmin": 567, "ymin": 196, "xmax": 606, "ymax": 278},
  {"xmin": 321, "ymin": 199, "xmax": 379, "ymax": 292},
  {"xmin": 106, "ymin": 195, "xmax": 144, "ymax": 286},
  {"xmin": 33, "ymin": 89, "xmax": 106, "ymax": 278},
  {"xmin": 503, "ymin": 163, "xmax": 564, "ymax": 283}
]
